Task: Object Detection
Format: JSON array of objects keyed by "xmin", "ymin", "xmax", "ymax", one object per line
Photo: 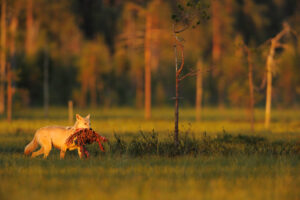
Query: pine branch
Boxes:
[{"xmin": 179, "ymin": 67, "xmax": 215, "ymax": 81}]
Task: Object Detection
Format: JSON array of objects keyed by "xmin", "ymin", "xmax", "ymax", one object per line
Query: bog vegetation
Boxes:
[{"xmin": 0, "ymin": 108, "xmax": 299, "ymax": 200}]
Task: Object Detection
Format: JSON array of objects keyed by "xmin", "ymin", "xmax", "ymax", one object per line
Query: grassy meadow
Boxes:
[{"xmin": 0, "ymin": 107, "xmax": 299, "ymax": 200}]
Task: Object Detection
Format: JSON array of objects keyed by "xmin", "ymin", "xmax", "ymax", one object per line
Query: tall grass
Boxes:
[{"xmin": 93, "ymin": 131, "xmax": 300, "ymax": 157}]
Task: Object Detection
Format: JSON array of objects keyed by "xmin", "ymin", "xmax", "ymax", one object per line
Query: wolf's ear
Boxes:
[
  {"xmin": 86, "ymin": 114, "xmax": 90, "ymax": 119},
  {"xmin": 76, "ymin": 114, "xmax": 82, "ymax": 121}
]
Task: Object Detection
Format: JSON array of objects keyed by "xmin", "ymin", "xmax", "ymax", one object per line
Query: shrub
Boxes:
[{"xmin": 103, "ymin": 132, "xmax": 300, "ymax": 157}]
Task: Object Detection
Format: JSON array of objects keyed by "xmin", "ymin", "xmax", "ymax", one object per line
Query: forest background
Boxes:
[{"xmin": 0, "ymin": 0, "xmax": 299, "ymax": 119}]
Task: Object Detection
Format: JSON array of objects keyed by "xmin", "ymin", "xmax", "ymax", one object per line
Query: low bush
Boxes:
[{"xmin": 96, "ymin": 132, "xmax": 300, "ymax": 157}]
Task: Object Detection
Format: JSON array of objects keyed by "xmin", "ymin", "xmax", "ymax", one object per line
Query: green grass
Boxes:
[
  {"xmin": 0, "ymin": 107, "xmax": 299, "ymax": 200},
  {"xmin": 1, "ymin": 154, "xmax": 299, "ymax": 200}
]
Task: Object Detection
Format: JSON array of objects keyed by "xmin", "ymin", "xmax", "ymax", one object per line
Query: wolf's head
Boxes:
[{"xmin": 75, "ymin": 114, "xmax": 91, "ymax": 129}]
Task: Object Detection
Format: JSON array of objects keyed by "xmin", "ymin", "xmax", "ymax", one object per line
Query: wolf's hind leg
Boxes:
[
  {"xmin": 41, "ymin": 141, "xmax": 52, "ymax": 159},
  {"xmin": 43, "ymin": 145, "xmax": 52, "ymax": 158},
  {"xmin": 31, "ymin": 147, "xmax": 44, "ymax": 158},
  {"xmin": 36, "ymin": 136, "xmax": 52, "ymax": 159}
]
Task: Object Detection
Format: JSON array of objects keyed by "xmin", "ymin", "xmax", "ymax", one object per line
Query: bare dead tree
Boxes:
[
  {"xmin": 265, "ymin": 23, "xmax": 290, "ymax": 129},
  {"xmin": 171, "ymin": 1, "xmax": 210, "ymax": 145},
  {"xmin": 172, "ymin": 32, "xmax": 184, "ymax": 145},
  {"xmin": 172, "ymin": 33, "xmax": 212, "ymax": 145}
]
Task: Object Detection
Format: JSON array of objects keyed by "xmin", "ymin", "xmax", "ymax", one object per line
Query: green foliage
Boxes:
[
  {"xmin": 109, "ymin": 133, "xmax": 127, "ymax": 155},
  {"xmin": 172, "ymin": 0, "xmax": 210, "ymax": 30}
]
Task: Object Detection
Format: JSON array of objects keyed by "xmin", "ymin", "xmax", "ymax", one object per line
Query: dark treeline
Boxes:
[{"xmin": 0, "ymin": 0, "xmax": 299, "ymax": 112}]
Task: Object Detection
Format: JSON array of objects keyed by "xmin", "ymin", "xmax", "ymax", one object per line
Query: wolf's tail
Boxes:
[{"xmin": 24, "ymin": 135, "xmax": 38, "ymax": 155}]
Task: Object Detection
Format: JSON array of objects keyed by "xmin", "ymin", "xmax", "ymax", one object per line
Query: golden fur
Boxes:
[{"xmin": 24, "ymin": 114, "xmax": 91, "ymax": 159}]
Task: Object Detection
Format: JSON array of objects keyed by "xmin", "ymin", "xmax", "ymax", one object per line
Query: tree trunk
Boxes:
[
  {"xmin": 90, "ymin": 78, "xmax": 97, "ymax": 107},
  {"xmin": 89, "ymin": 55, "xmax": 97, "ymax": 107},
  {"xmin": 212, "ymin": 1, "xmax": 221, "ymax": 65},
  {"xmin": 173, "ymin": 35, "xmax": 179, "ymax": 145},
  {"xmin": 68, "ymin": 100, "xmax": 73, "ymax": 124},
  {"xmin": 144, "ymin": 13, "xmax": 152, "ymax": 120},
  {"xmin": 196, "ymin": 59, "xmax": 203, "ymax": 121},
  {"xmin": 264, "ymin": 24, "xmax": 289, "ymax": 129},
  {"xmin": 128, "ymin": 13, "xmax": 143, "ymax": 110},
  {"xmin": 7, "ymin": 9, "xmax": 18, "ymax": 122},
  {"xmin": 174, "ymin": 75, "xmax": 179, "ymax": 145},
  {"xmin": 26, "ymin": 0, "xmax": 35, "ymax": 56},
  {"xmin": 173, "ymin": 38, "xmax": 184, "ymax": 146},
  {"xmin": 43, "ymin": 49, "xmax": 49, "ymax": 118},
  {"xmin": 136, "ymin": 68, "xmax": 143, "ymax": 109},
  {"xmin": 80, "ymin": 82, "xmax": 88, "ymax": 108},
  {"xmin": 246, "ymin": 48, "xmax": 255, "ymax": 131},
  {"xmin": 0, "ymin": 0, "xmax": 6, "ymax": 114},
  {"xmin": 7, "ymin": 63, "xmax": 11, "ymax": 122},
  {"xmin": 212, "ymin": 0, "xmax": 224, "ymax": 108},
  {"xmin": 265, "ymin": 41, "xmax": 275, "ymax": 129}
]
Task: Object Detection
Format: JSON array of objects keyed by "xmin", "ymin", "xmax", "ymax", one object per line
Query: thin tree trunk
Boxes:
[
  {"xmin": 90, "ymin": 55, "xmax": 97, "ymax": 107},
  {"xmin": 26, "ymin": 0, "xmax": 35, "ymax": 56},
  {"xmin": 7, "ymin": 9, "xmax": 18, "ymax": 122},
  {"xmin": 196, "ymin": 59, "xmax": 203, "ymax": 121},
  {"xmin": 128, "ymin": 15, "xmax": 143, "ymax": 109},
  {"xmin": 173, "ymin": 38, "xmax": 184, "ymax": 146},
  {"xmin": 80, "ymin": 82, "xmax": 88, "ymax": 108},
  {"xmin": 173, "ymin": 33, "xmax": 179, "ymax": 145},
  {"xmin": 174, "ymin": 74, "xmax": 179, "ymax": 145},
  {"xmin": 68, "ymin": 100, "xmax": 73, "ymax": 124},
  {"xmin": 144, "ymin": 13, "xmax": 152, "ymax": 120},
  {"xmin": 136, "ymin": 68, "xmax": 143, "ymax": 109},
  {"xmin": 212, "ymin": 1, "xmax": 221, "ymax": 65},
  {"xmin": 264, "ymin": 23, "xmax": 289, "ymax": 129},
  {"xmin": 265, "ymin": 41, "xmax": 275, "ymax": 129},
  {"xmin": 43, "ymin": 49, "xmax": 49, "ymax": 118},
  {"xmin": 7, "ymin": 63, "xmax": 11, "ymax": 122},
  {"xmin": 90, "ymin": 78, "xmax": 97, "ymax": 107},
  {"xmin": 212, "ymin": 0, "xmax": 224, "ymax": 108},
  {"xmin": 0, "ymin": 0, "xmax": 6, "ymax": 114},
  {"xmin": 246, "ymin": 48, "xmax": 255, "ymax": 131}
]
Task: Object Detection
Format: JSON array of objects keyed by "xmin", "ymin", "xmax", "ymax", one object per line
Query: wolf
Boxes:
[{"xmin": 24, "ymin": 114, "xmax": 91, "ymax": 159}]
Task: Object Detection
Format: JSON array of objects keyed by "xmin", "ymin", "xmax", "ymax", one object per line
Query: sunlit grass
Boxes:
[
  {"xmin": 1, "ymin": 107, "xmax": 299, "ymax": 141},
  {"xmin": 0, "ymin": 154, "xmax": 299, "ymax": 200},
  {"xmin": 0, "ymin": 107, "xmax": 299, "ymax": 200}
]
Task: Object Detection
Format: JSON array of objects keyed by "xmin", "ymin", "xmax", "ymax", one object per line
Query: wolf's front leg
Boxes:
[
  {"xmin": 77, "ymin": 147, "xmax": 83, "ymax": 159},
  {"xmin": 84, "ymin": 148, "xmax": 90, "ymax": 158},
  {"xmin": 79, "ymin": 146, "xmax": 89, "ymax": 159},
  {"xmin": 60, "ymin": 150, "xmax": 66, "ymax": 159}
]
